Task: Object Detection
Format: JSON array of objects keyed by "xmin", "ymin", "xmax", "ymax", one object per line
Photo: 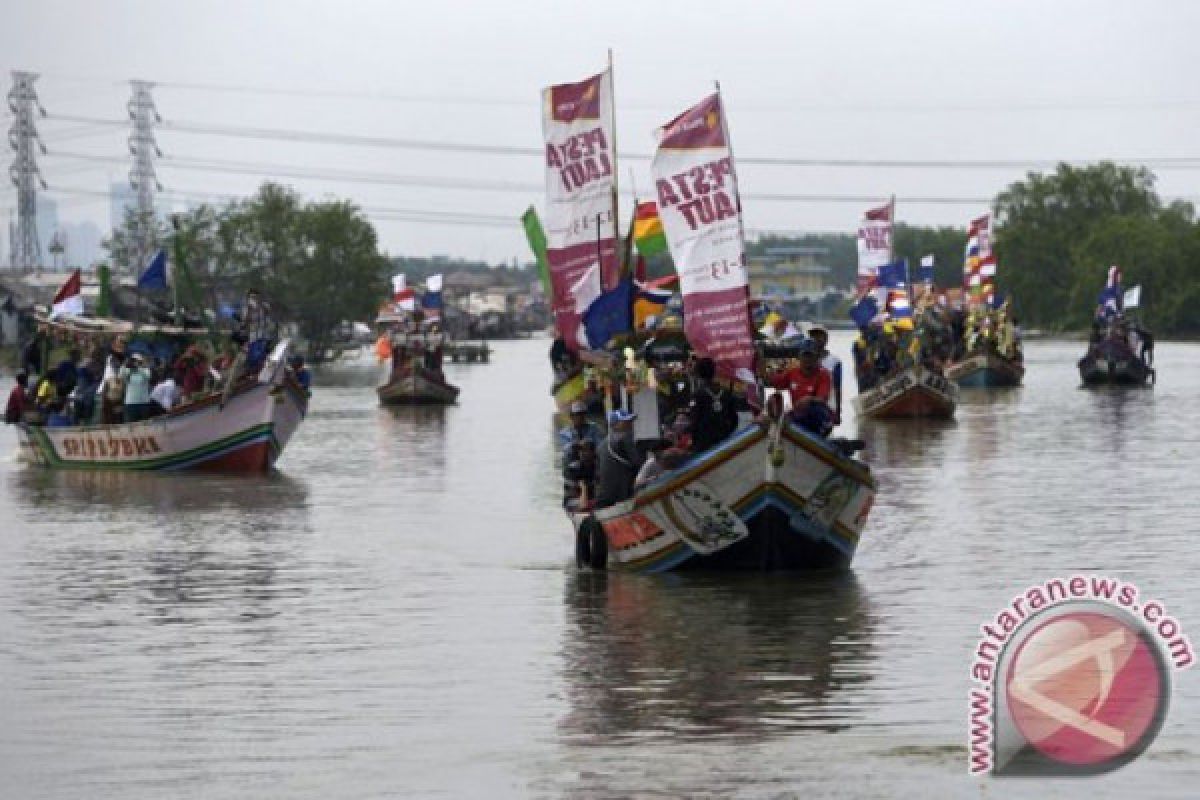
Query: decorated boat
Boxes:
[
  {"xmin": 377, "ymin": 362, "xmax": 459, "ymax": 405},
  {"xmin": 853, "ymin": 365, "xmax": 958, "ymax": 419},
  {"xmin": 1079, "ymin": 270, "xmax": 1154, "ymax": 387},
  {"xmin": 946, "ymin": 346, "xmax": 1024, "ymax": 388},
  {"xmin": 1078, "ymin": 337, "xmax": 1153, "ymax": 387},
  {"xmin": 570, "ymin": 418, "xmax": 875, "ymax": 572},
  {"xmin": 18, "ymin": 340, "xmax": 307, "ymax": 472}
]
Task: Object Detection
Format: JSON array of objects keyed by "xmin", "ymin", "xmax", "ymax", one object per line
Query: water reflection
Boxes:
[
  {"xmin": 856, "ymin": 418, "xmax": 956, "ymax": 470},
  {"xmin": 7, "ymin": 466, "xmax": 310, "ymax": 517},
  {"xmin": 560, "ymin": 571, "xmax": 876, "ymax": 741}
]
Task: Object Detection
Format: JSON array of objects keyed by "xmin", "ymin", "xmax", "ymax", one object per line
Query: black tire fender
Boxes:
[{"xmin": 580, "ymin": 515, "xmax": 607, "ymax": 571}]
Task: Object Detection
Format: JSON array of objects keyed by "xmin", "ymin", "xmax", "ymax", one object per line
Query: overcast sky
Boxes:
[{"xmin": 2, "ymin": 0, "xmax": 1197, "ymax": 264}]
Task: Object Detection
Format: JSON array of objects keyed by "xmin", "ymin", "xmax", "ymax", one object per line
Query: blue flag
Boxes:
[
  {"xmin": 582, "ymin": 278, "xmax": 633, "ymax": 350},
  {"xmin": 421, "ymin": 290, "xmax": 443, "ymax": 311},
  {"xmin": 137, "ymin": 249, "xmax": 168, "ymax": 291},
  {"xmin": 917, "ymin": 255, "xmax": 935, "ymax": 285},
  {"xmin": 877, "ymin": 258, "xmax": 909, "ymax": 290},
  {"xmin": 849, "ymin": 295, "xmax": 880, "ymax": 329}
]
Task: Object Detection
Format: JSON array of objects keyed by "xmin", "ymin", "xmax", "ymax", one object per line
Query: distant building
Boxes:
[{"xmin": 748, "ymin": 246, "xmax": 833, "ymax": 300}]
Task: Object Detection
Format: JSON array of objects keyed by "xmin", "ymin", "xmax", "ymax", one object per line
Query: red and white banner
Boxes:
[
  {"xmin": 542, "ymin": 68, "xmax": 618, "ymax": 350},
  {"xmin": 856, "ymin": 201, "xmax": 893, "ymax": 293},
  {"xmin": 651, "ymin": 92, "xmax": 754, "ymax": 380}
]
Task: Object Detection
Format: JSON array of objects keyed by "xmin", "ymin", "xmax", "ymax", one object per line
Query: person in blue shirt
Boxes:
[{"xmin": 289, "ymin": 354, "xmax": 312, "ymax": 391}]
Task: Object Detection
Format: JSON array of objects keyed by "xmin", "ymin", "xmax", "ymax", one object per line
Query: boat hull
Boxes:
[
  {"xmin": 1078, "ymin": 355, "xmax": 1153, "ymax": 386},
  {"xmin": 570, "ymin": 420, "xmax": 876, "ymax": 573},
  {"xmin": 946, "ymin": 350, "xmax": 1024, "ymax": 388},
  {"xmin": 853, "ymin": 366, "xmax": 958, "ymax": 419},
  {"xmin": 16, "ymin": 347, "xmax": 307, "ymax": 473},
  {"xmin": 377, "ymin": 366, "xmax": 460, "ymax": 405}
]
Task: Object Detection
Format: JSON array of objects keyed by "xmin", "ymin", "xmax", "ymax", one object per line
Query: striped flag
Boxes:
[{"xmin": 632, "ymin": 200, "xmax": 668, "ymax": 257}]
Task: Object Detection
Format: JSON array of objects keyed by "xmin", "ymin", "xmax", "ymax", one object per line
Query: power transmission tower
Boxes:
[
  {"xmin": 127, "ymin": 79, "xmax": 162, "ymax": 272},
  {"xmin": 7, "ymin": 71, "xmax": 47, "ymax": 273}
]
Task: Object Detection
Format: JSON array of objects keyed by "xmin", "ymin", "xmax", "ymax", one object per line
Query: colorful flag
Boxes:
[
  {"xmin": 137, "ymin": 249, "xmax": 168, "ymax": 291},
  {"xmin": 651, "ymin": 92, "xmax": 755, "ymax": 380},
  {"xmin": 856, "ymin": 200, "xmax": 893, "ymax": 293},
  {"xmin": 963, "ymin": 214, "xmax": 995, "ymax": 309},
  {"xmin": 421, "ymin": 273, "xmax": 443, "ymax": 317},
  {"xmin": 632, "ymin": 200, "xmax": 668, "ymax": 257},
  {"xmin": 521, "ymin": 206, "xmax": 553, "ymax": 297},
  {"xmin": 632, "ymin": 275, "xmax": 675, "ymax": 329},
  {"xmin": 568, "ymin": 262, "xmax": 603, "ymax": 347},
  {"xmin": 51, "ymin": 268, "xmax": 84, "ymax": 317},
  {"xmin": 1096, "ymin": 265, "xmax": 1123, "ymax": 318},
  {"xmin": 542, "ymin": 67, "xmax": 619, "ymax": 349},
  {"xmin": 581, "ymin": 277, "xmax": 633, "ymax": 349}
]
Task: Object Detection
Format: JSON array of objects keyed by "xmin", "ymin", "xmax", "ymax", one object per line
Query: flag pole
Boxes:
[{"xmin": 607, "ymin": 48, "xmax": 622, "ymax": 284}]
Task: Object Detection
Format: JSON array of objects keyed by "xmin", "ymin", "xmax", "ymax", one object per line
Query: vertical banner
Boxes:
[
  {"xmin": 856, "ymin": 200, "xmax": 893, "ymax": 293},
  {"xmin": 651, "ymin": 92, "xmax": 754, "ymax": 379},
  {"xmin": 964, "ymin": 213, "xmax": 994, "ymax": 308},
  {"xmin": 542, "ymin": 68, "xmax": 619, "ymax": 349}
]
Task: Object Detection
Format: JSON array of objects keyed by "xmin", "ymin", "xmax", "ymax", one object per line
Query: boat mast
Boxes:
[{"xmin": 608, "ymin": 48, "xmax": 621, "ymax": 281}]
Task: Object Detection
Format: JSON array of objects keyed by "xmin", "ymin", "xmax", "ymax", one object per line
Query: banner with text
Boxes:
[
  {"xmin": 542, "ymin": 68, "xmax": 619, "ymax": 349},
  {"xmin": 856, "ymin": 201, "xmax": 894, "ymax": 294},
  {"xmin": 651, "ymin": 92, "xmax": 754, "ymax": 379}
]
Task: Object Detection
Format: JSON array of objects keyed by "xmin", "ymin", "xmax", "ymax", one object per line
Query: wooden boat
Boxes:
[
  {"xmin": 946, "ymin": 347, "xmax": 1024, "ymax": 388},
  {"xmin": 853, "ymin": 365, "xmax": 958, "ymax": 419},
  {"xmin": 446, "ymin": 340, "xmax": 492, "ymax": 364},
  {"xmin": 570, "ymin": 418, "xmax": 876, "ymax": 573},
  {"xmin": 1078, "ymin": 339, "xmax": 1154, "ymax": 387},
  {"xmin": 377, "ymin": 362, "xmax": 460, "ymax": 405},
  {"xmin": 17, "ymin": 341, "xmax": 308, "ymax": 473}
]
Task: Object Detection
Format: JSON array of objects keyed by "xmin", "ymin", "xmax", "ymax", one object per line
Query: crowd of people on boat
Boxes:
[
  {"xmin": 556, "ymin": 321, "xmax": 847, "ymax": 513},
  {"xmin": 1086, "ymin": 309, "xmax": 1154, "ymax": 367},
  {"xmin": 374, "ymin": 313, "xmax": 446, "ymax": 377},
  {"xmin": 4, "ymin": 289, "xmax": 311, "ymax": 429},
  {"xmin": 849, "ymin": 301, "xmax": 1021, "ymax": 391}
]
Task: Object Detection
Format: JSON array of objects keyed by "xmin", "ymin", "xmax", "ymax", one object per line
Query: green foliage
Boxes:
[
  {"xmin": 993, "ymin": 162, "xmax": 1195, "ymax": 331},
  {"xmin": 104, "ymin": 183, "xmax": 390, "ymax": 358}
]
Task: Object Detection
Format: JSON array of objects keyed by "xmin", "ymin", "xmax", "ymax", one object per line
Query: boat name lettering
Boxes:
[
  {"xmin": 865, "ymin": 372, "xmax": 915, "ymax": 407},
  {"xmin": 60, "ymin": 433, "xmax": 162, "ymax": 459},
  {"xmin": 922, "ymin": 371, "xmax": 952, "ymax": 395}
]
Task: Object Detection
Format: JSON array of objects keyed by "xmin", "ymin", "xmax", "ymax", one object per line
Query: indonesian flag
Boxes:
[
  {"xmin": 392, "ymin": 274, "xmax": 415, "ymax": 310},
  {"xmin": 51, "ymin": 268, "xmax": 84, "ymax": 317}
]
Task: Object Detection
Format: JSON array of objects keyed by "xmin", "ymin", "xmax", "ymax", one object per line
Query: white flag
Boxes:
[
  {"xmin": 568, "ymin": 262, "xmax": 602, "ymax": 348},
  {"xmin": 1123, "ymin": 285, "xmax": 1141, "ymax": 309},
  {"xmin": 426, "ymin": 273, "xmax": 443, "ymax": 293}
]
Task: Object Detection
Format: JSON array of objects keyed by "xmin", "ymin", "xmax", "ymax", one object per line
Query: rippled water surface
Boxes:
[{"xmin": 2, "ymin": 335, "xmax": 1198, "ymax": 798}]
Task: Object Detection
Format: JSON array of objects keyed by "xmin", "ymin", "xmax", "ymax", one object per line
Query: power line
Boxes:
[{"xmin": 41, "ymin": 113, "xmax": 1200, "ymax": 171}]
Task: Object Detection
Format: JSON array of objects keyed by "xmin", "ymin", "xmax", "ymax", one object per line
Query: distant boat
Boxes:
[
  {"xmin": 570, "ymin": 419, "xmax": 876, "ymax": 573},
  {"xmin": 1078, "ymin": 335, "xmax": 1154, "ymax": 387},
  {"xmin": 377, "ymin": 362, "xmax": 459, "ymax": 405},
  {"xmin": 853, "ymin": 365, "xmax": 958, "ymax": 419},
  {"xmin": 946, "ymin": 347, "xmax": 1024, "ymax": 388}
]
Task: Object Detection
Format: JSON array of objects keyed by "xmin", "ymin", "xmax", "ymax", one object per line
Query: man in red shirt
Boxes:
[
  {"xmin": 768, "ymin": 340, "xmax": 834, "ymax": 436},
  {"xmin": 5, "ymin": 372, "xmax": 29, "ymax": 424}
]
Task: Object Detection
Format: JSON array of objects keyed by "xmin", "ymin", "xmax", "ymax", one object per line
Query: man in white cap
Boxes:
[
  {"xmin": 561, "ymin": 399, "xmax": 602, "ymax": 455},
  {"xmin": 596, "ymin": 409, "xmax": 643, "ymax": 507},
  {"xmin": 119, "ymin": 352, "xmax": 154, "ymax": 423}
]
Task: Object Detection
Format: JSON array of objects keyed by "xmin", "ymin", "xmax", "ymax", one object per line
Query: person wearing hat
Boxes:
[
  {"xmin": 560, "ymin": 400, "xmax": 602, "ymax": 456},
  {"xmin": 807, "ymin": 326, "xmax": 842, "ymax": 425},
  {"xmin": 768, "ymin": 339, "xmax": 833, "ymax": 436},
  {"xmin": 119, "ymin": 352, "xmax": 154, "ymax": 423},
  {"xmin": 595, "ymin": 408, "xmax": 643, "ymax": 508}
]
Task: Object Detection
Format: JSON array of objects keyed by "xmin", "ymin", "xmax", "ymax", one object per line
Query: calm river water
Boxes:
[{"xmin": 1, "ymin": 335, "xmax": 1198, "ymax": 798}]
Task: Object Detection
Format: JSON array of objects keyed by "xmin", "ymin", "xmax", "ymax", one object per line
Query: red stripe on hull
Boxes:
[{"xmin": 192, "ymin": 440, "xmax": 272, "ymax": 473}]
